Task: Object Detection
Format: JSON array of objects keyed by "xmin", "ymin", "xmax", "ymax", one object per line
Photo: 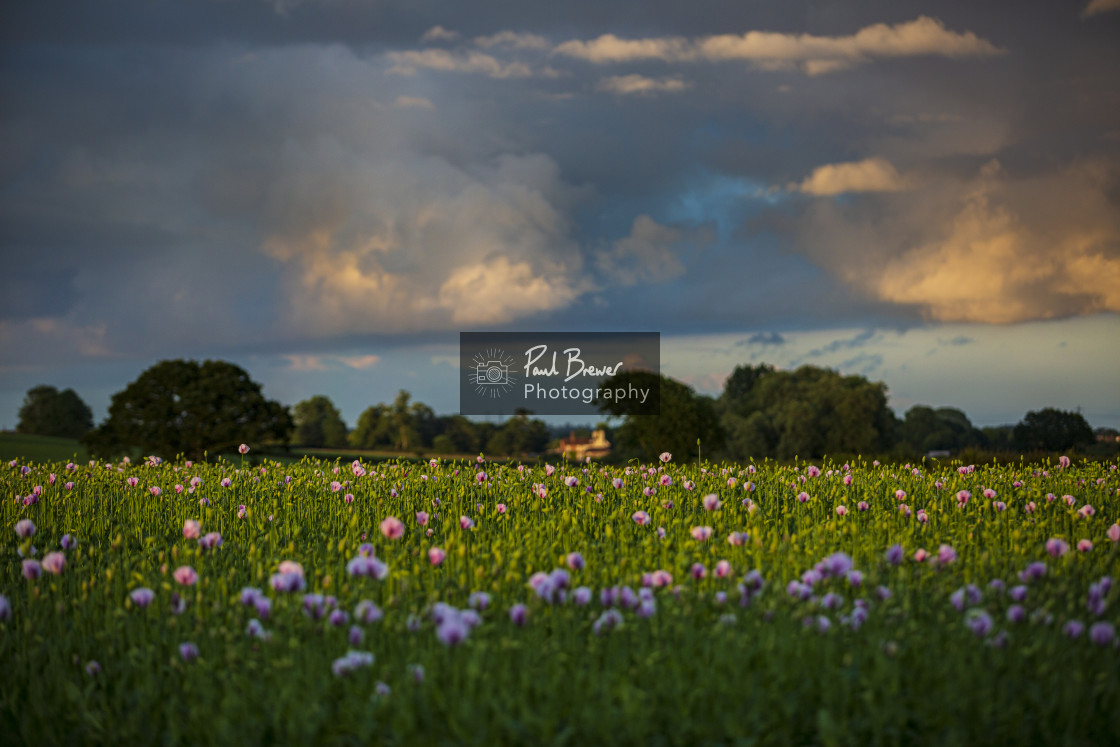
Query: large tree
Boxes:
[
  {"xmin": 83, "ymin": 360, "xmax": 292, "ymax": 460},
  {"xmin": 718, "ymin": 364, "xmax": 896, "ymax": 460},
  {"xmin": 17, "ymin": 385, "xmax": 93, "ymax": 439},
  {"xmin": 293, "ymin": 395, "xmax": 349, "ymax": 448},
  {"xmin": 1013, "ymin": 408, "xmax": 1094, "ymax": 452}
]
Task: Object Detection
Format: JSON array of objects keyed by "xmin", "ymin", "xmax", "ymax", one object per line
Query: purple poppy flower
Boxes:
[
  {"xmin": 179, "ymin": 642, "xmax": 199, "ymax": 661},
  {"xmin": 130, "ymin": 588, "xmax": 155, "ymax": 608},
  {"xmin": 509, "ymin": 604, "xmax": 529, "ymax": 626},
  {"xmin": 1089, "ymin": 621, "xmax": 1115, "ymax": 646}
]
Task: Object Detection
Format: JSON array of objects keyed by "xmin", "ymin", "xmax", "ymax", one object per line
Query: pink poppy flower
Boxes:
[
  {"xmin": 836, "ymin": 505, "xmax": 848, "ymax": 516},
  {"xmin": 632, "ymin": 511, "xmax": 650, "ymax": 525},
  {"xmin": 41, "ymin": 552, "xmax": 65, "ymax": 575},
  {"xmin": 183, "ymin": 520, "xmax": 201, "ymax": 540},
  {"xmin": 1046, "ymin": 538, "xmax": 1069, "ymax": 557},
  {"xmin": 428, "ymin": 547, "xmax": 446, "ymax": 565},
  {"xmin": 173, "ymin": 566, "xmax": 198, "ymax": 586},
  {"xmin": 380, "ymin": 516, "xmax": 404, "ymax": 540},
  {"xmin": 415, "ymin": 511, "xmax": 429, "ymax": 526},
  {"xmin": 496, "ymin": 503, "xmax": 507, "ymax": 514},
  {"xmin": 690, "ymin": 526, "xmax": 713, "ymax": 541},
  {"xmin": 14, "ymin": 519, "xmax": 35, "ymax": 539},
  {"xmin": 702, "ymin": 494, "xmax": 721, "ymax": 511},
  {"xmin": 460, "ymin": 515, "xmax": 475, "ymax": 530},
  {"xmin": 239, "ymin": 444, "xmax": 250, "ymax": 455}
]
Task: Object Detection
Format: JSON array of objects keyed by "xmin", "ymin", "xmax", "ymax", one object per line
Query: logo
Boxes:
[
  {"xmin": 470, "ymin": 348, "xmax": 518, "ymax": 398},
  {"xmin": 460, "ymin": 332, "xmax": 660, "ymax": 415}
]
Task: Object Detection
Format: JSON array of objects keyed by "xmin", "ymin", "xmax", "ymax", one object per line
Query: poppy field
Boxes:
[{"xmin": 2, "ymin": 450, "xmax": 1119, "ymax": 745}]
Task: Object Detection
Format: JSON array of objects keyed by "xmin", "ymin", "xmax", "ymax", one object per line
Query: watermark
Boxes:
[{"xmin": 460, "ymin": 332, "xmax": 660, "ymax": 415}]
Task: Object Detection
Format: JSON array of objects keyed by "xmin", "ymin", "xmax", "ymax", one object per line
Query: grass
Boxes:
[{"xmin": 0, "ymin": 432, "xmax": 87, "ymax": 463}]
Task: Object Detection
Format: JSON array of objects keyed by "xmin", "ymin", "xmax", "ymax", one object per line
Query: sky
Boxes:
[{"xmin": 1, "ymin": 0, "xmax": 1118, "ymax": 431}]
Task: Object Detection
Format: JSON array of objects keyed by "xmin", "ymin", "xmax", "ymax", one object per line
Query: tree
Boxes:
[
  {"xmin": 83, "ymin": 360, "xmax": 292, "ymax": 460},
  {"xmin": 718, "ymin": 364, "xmax": 896, "ymax": 460},
  {"xmin": 17, "ymin": 385, "xmax": 93, "ymax": 439},
  {"xmin": 349, "ymin": 404, "xmax": 390, "ymax": 449},
  {"xmin": 1013, "ymin": 408, "xmax": 1094, "ymax": 452},
  {"xmin": 485, "ymin": 412, "xmax": 550, "ymax": 457},
  {"xmin": 598, "ymin": 371, "xmax": 724, "ymax": 462},
  {"xmin": 899, "ymin": 405, "xmax": 983, "ymax": 454},
  {"xmin": 292, "ymin": 395, "xmax": 349, "ymax": 448}
]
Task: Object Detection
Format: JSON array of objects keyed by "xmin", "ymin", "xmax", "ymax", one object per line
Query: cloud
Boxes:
[
  {"xmin": 386, "ymin": 49, "xmax": 533, "ymax": 78},
  {"xmin": 0, "ymin": 318, "xmax": 110, "ymax": 365},
  {"xmin": 555, "ymin": 17, "xmax": 1003, "ymax": 74},
  {"xmin": 793, "ymin": 159, "xmax": 1120, "ymax": 324},
  {"xmin": 744, "ymin": 331, "xmax": 786, "ymax": 346},
  {"xmin": 793, "ymin": 157, "xmax": 909, "ymax": 195},
  {"xmin": 595, "ymin": 74, "xmax": 691, "ymax": 96},
  {"xmin": 260, "ymin": 149, "xmax": 592, "ymax": 335},
  {"xmin": 595, "ymin": 215, "xmax": 687, "ymax": 286},
  {"xmin": 1082, "ymin": 0, "xmax": 1120, "ymax": 18},
  {"xmin": 421, "ymin": 25, "xmax": 460, "ymax": 43},
  {"xmin": 338, "ymin": 354, "xmax": 380, "ymax": 369},
  {"xmin": 394, "ymin": 95, "xmax": 434, "ymax": 110},
  {"xmin": 473, "ymin": 31, "xmax": 551, "ymax": 50},
  {"xmin": 283, "ymin": 354, "xmax": 327, "ymax": 371},
  {"xmin": 939, "ymin": 336, "xmax": 975, "ymax": 346},
  {"xmin": 283, "ymin": 353, "xmax": 379, "ymax": 371}
]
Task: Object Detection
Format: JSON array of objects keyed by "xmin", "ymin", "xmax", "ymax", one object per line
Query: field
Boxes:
[
  {"xmin": 0, "ymin": 432, "xmax": 88, "ymax": 464},
  {"xmin": 2, "ymin": 451, "xmax": 1118, "ymax": 745}
]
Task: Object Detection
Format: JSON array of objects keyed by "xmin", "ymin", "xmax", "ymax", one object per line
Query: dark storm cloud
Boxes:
[{"xmin": 1, "ymin": 0, "xmax": 1117, "ymax": 373}]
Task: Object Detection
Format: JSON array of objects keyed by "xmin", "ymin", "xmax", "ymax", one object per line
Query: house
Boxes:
[{"xmin": 557, "ymin": 429, "xmax": 611, "ymax": 461}]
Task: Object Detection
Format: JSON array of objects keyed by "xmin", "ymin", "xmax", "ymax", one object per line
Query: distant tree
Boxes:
[
  {"xmin": 980, "ymin": 425, "xmax": 1015, "ymax": 451},
  {"xmin": 598, "ymin": 371, "xmax": 723, "ymax": 462},
  {"xmin": 17, "ymin": 385, "xmax": 93, "ymax": 439},
  {"xmin": 293, "ymin": 395, "xmax": 349, "ymax": 448},
  {"xmin": 349, "ymin": 404, "xmax": 390, "ymax": 449},
  {"xmin": 899, "ymin": 405, "xmax": 983, "ymax": 453},
  {"xmin": 485, "ymin": 412, "xmax": 550, "ymax": 457},
  {"xmin": 83, "ymin": 360, "xmax": 291, "ymax": 460},
  {"xmin": 1013, "ymin": 408, "xmax": 1094, "ymax": 452},
  {"xmin": 718, "ymin": 364, "xmax": 895, "ymax": 460},
  {"xmin": 438, "ymin": 415, "xmax": 480, "ymax": 454}
]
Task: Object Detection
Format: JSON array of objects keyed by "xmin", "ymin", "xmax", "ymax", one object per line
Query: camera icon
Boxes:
[{"xmin": 477, "ymin": 360, "xmax": 510, "ymax": 386}]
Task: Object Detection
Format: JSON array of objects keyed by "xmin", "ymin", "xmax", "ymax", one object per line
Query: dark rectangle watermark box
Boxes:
[{"xmin": 459, "ymin": 332, "xmax": 660, "ymax": 416}]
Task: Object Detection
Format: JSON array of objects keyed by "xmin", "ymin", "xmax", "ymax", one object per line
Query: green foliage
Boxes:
[
  {"xmin": 1014, "ymin": 408, "xmax": 1095, "ymax": 452},
  {"xmin": 899, "ymin": 405, "xmax": 984, "ymax": 454},
  {"xmin": 719, "ymin": 364, "xmax": 895, "ymax": 460},
  {"xmin": 17, "ymin": 385, "xmax": 93, "ymax": 439},
  {"xmin": 81, "ymin": 360, "xmax": 292, "ymax": 460},
  {"xmin": 293, "ymin": 396, "xmax": 349, "ymax": 449},
  {"xmin": 1, "ymin": 454, "xmax": 1118, "ymax": 745},
  {"xmin": 598, "ymin": 371, "xmax": 724, "ymax": 462},
  {"xmin": 483, "ymin": 412, "xmax": 551, "ymax": 457}
]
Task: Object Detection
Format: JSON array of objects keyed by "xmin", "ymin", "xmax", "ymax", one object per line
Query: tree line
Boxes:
[{"xmin": 12, "ymin": 358, "xmax": 1113, "ymax": 462}]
